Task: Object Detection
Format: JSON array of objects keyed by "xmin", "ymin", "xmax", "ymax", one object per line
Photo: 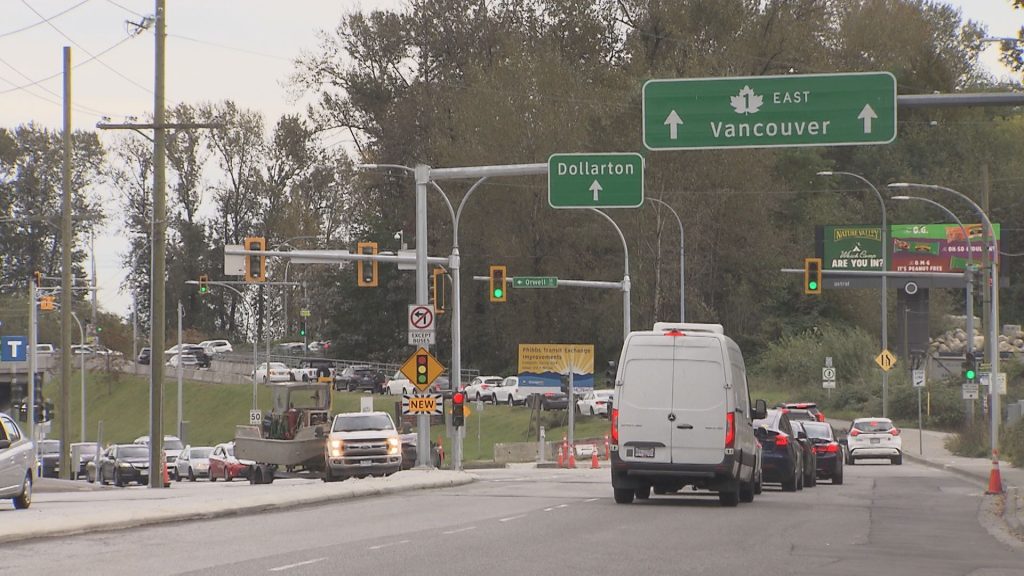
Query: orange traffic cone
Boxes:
[
  {"xmin": 591, "ymin": 449, "xmax": 600, "ymax": 469},
  {"xmin": 556, "ymin": 445, "xmax": 564, "ymax": 468},
  {"xmin": 568, "ymin": 447, "xmax": 577, "ymax": 469},
  {"xmin": 162, "ymin": 450, "xmax": 171, "ymax": 487},
  {"xmin": 986, "ymin": 450, "xmax": 1004, "ymax": 495}
]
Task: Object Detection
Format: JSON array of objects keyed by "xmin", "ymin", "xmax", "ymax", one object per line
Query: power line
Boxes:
[
  {"xmin": 0, "ymin": 0, "xmax": 92, "ymax": 39},
  {"xmin": 0, "ymin": 55, "xmax": 112, "ymax": 117},
  {"xmin": 105, "ymin": 0, "xmax": 145, "ymax": 18},
  {"xmin": 0, "ymin": 33, "xmax": 137, "ymax": 96},
  {"xmin": 169, "ymin": 34, "xmax": 293, "ymax": 62}
]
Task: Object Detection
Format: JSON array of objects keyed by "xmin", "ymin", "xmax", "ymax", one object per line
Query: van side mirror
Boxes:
[
  {"xmin": 751, "ymin": 399, "xmax": 767, "ymax": 420},
  {"xmin": 0, "ymin": 439, "xmax": 10, "ymax": 449}
]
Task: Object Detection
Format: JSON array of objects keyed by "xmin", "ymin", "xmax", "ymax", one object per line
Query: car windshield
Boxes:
[
  {"xmin": 40, "ymin": 441, "xmax": 60, "ymax": 454},
  {"xmin": 165, "ymin": 439, "xmax": 184, "ymax": 450},
  {"xmin": 119, "ymin": 446, "xmax": 149, "ymax": 459},
  {"xmin": 223, "ymin": 445, "xmax": 235, "ymax": 457},
  {"xmin": 483, "ymin": 378, "xmax": 502, "ymax": 385},
  {"xmin": 191, "ymin": 448, "xmax": 212, "ymax": 458},
  {"xmin": 801, "ymin": 422, "xmax": 832, "ymax": 440},
  {"xmin": 332, "ymin": 414, "xmax": 394, "ymax": 432},
  {"xmin": 854, "ymin": 420, "xmax": 894, "ymax": 433},
  {"xmin": 596, "ymin": 391, "xmax": 614, "ymax": 399}
]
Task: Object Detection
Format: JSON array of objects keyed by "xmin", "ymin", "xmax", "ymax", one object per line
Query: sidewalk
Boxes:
[
  {"xmin": 833, "ymin": 419, "xmax": 1023, "ymax": 536},
  {"xmin": 0, "ymin": 470, "xmax": 474, "ymax": 545}
]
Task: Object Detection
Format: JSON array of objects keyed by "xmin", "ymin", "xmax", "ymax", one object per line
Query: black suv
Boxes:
[
  {"xmin": 182, "ymin": 345, "xmax": 212, "ymax": 369},
  {"xmin": 335, "ymin": 366, "xmax": 387, "ymax": 393}
]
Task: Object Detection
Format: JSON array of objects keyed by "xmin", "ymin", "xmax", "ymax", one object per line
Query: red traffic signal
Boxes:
[{"xmin": 452, "ymin": 392, "xmax": 465, "ymax": 426}]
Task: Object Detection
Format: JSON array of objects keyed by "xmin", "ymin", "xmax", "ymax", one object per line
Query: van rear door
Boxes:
[
  {"xmin": 617, "ymin": 335, "xmax": 674, "ymax": 465},
  {"xmin": 670, "ymin": 335, "xmax": 728, "ymax": 465}
]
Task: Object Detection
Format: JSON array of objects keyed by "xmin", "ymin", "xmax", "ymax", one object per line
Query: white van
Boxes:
[{"xmin": 611, "ymin": 322, "xmax": 766, "ymax": 506}]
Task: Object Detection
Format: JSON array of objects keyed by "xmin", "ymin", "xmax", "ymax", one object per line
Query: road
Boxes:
[{"xmin": 4, "ymin": 461, "xmax": 1022, "ymax": 575}]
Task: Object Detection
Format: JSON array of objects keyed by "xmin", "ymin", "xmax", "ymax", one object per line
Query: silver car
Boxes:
[
  {"xmin": 174, "ymin": 445, "xmax": 214, "ymax": 481},
  {"xmin": 0, "ymin": 412, "xmax": 34, "ymax": 509}
]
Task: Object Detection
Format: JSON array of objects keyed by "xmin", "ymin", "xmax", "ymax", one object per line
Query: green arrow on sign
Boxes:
[
  {"xmin": 643, "ymin": 72, "xmax": 897, "ymax": 150},
  {"xmin": 513, "ymin": 277, "xmax": 558, "ymax": 288},
  {"xmin": 548, "ymin": 153, "xmax": 644, "ymax": 209}
]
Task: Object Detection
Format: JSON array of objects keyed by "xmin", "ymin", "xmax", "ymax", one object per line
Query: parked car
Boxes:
[
  {"xmin": 779, "ymin": 402, "xmax": 826, "ymax": 422},
  {"xmin": 847, "ymin": 417, "xmax": 902, "ymax": 465},
  {"xmin": 335, "ymin": 365, "xmax": 387, "ymax": 393},
  {"xmin": 137, "ymin": 347, "xmax": 152, "ymax": 365},
  {"xmin": 35, "ymin": 343, "xmax": 55, "ymax": 356},
  {"xmin": 324, "ymin": 412, "xmax": 402, "ymax": 481},
  {"xmin": 252, "ymin": 362, "xmax": 292, "ymax": 383},
  {"xmin": 70, "ymin": 442, "xmax": 97, "ymax": 479},
  {"xmin": 307, "ymin": 340, "xmax": 331, "ymax": 352},
  {"xmin": 97, "ymin": 444, "xmax": 151, "ymax": 487},
  {"xmin": 384, "ymin": 371, "xmax": 414, "ymax": 395},
  {"xmin": 174, "ymin": 445, "xmax": 214, "ymax": 481},
  {"xmin": 612, "ymin": 322, "xmax": 766, "ymax": 506},
  {"xmin": 576, "ymin": 390, "xmax": 614, "ymax": 416},
  {"xmin": 276, "ymin": 342, "xmax": 306, "ymax": 354},
  {"xmin": 463, "ymin": 376, "xmax": 503, "ymax": 403},
  {"xmin": 291, "ymin": 359, "xmax": 335, "ymax": 382},
  {"xmin": 134, "ymin": 435, "xmax": 184, "ymax": 477},
  {"xmin": 164, "ymin": 344, "xmax": 198, "ymax": 356},
  {"xmin": 208, "ymin": 442, "xmax": 252, "ymax": 481},
  {"xmin": 754, "ymin": 408, "xmax": 805, "ymax": 492},
  {"xmin": 531, "ymin": 391, "xmax": 569, "ymax": 411},
  {"xmin": 166, "ymin": 353, "xmax": 199, "ymax": 368},
  {"xmin": 70, "ymin": 344, "xmax": 94, "ymax": 355},
  {"xmin": 37, "ymin": 439, "xmax": 61, "ymax": 478},
  {"xmin": 0, "ymin": 412, "xmax": 34, "ymax": 509},
  {"xmin": 198, "ymin": 339, "xmax": 233, "ymax": 354},
  {"xmin": 790, "ymin": 420, "xmax": 818, "ymax": 488},
  {"xmin": 800, "ymin": 420, "xmax": 844, "ymax": 484},
  {"xmin": 492, "ymin": 376, "xmax": 529, "ymax": 406},
  {"xmin": 182, "ymin": 345, "xmax": 212, "ymax": 368}
]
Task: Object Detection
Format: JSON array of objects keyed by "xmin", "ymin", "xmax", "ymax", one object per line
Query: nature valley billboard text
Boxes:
[{"xmin": 823, "ymin": 226, "xmax": 884, "ymax": 271}]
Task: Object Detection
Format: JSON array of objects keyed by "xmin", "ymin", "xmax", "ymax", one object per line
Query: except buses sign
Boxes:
[{"xmin": 643, "ymin": 72, "xmax": 897, "ymax": 150}]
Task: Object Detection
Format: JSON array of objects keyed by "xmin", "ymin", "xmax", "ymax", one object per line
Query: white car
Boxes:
[
  {"xmin": 253, "ymin": 362, "xmax": 292, "ymax": 383},
  {"xmin": 491, "ymin": 376, "xmax": 529, "ymax": 406},
  {"xmin": 846, "ymin": 417, "xmax": 903, "ymax": 465},
  {"xmin": 133, "ymin": 435, "xmax": 185, "ymax": 478},
  {"xmin": 174, "ymin": 445, "xmax": 213, "ymax": 481},
  {"xmin": 0, "ymin": 412, "xmax": 33, "ymax": 509},
  {"xmin": 164, "ymin": 344, "xmax": 199, "ymax": 355},
  {"xmin": 463, "ymin": 376, "xmax": 503, "ymax": 403},
  {"xmin": 166, "ymin": 353, "xmax": 199, "ymax": 368},
  {"xmin": 576, "ymin": 390, "xmax": 615, "ymax": 416},
  {"xmin": 384, "ymin": 371, "xmax": 414, "ymax": 395},
  {"xmin": 198, "ymin": 339, "xmax": 233, "ymax": 354}
]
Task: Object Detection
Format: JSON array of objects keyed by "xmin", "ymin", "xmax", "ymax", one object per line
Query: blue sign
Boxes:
[{"xmin": 1, "ymin": 336, "xmax": 28, "ymax": 362}]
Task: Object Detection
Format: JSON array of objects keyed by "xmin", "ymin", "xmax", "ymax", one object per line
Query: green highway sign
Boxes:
[
  {"xmin": 548, "ymin": 153, "xmax": 644, "ymax": 209},
  {"xmin": 643, "ymin": 72, "xmax": 897, "ymax": 150},
  {"xmin": 513, "ymin": 276, "xmax": 558, "ymax": 288}
]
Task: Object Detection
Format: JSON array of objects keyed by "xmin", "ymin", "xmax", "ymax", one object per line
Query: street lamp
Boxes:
[
  {"xmin": 272, "ymin": 236, "xmax": 318, "ymax": 340},
  {"xmin": 817, "ymin": 171, "xmax": 890, "ymax": 417},
  {"xmin": 888, "ymin": 182, "xmax": 1002, "ymax": 473},
  {"xmin": 647, "ymin": 198, "xmax": 685, "ymax": 322}
]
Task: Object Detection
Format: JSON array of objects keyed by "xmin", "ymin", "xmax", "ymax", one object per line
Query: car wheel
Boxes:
[
  {"xmin": 613, "ymin": 488, "xmax": 634, "ymax": 504},
  {"xmin": 847, "ymin": 456, "xmax": 856, "ymax": 466},
  {"xmin": 797, "ymin": 470, "xmax": 804, "ymax": 491},
  {"xmin": 754, "ymin": 476, "xmax": 763, "ymax": 495},
  {"xmin": 739, "ymin": 480, "xmax": 755, "ymax": 503},
  {"xmin": 782, "ymin": 474, "xmax": 798, "ymax": 492},
  {"xmin": 891, "ymin": 454, "xmax": 902, "ymax": 465},
  {"xmin": 13, "ymin": 472, "xmax": 32, "ymax": 509},
  {"xmin": 833, "ymin": 470, "xmax": 844, "ymax": 485},
  {"xmin": 475, "ymin": 393, "xmax": 482, "ymax": 402},
  {"xmin": 507, "ymin": 396, "xmax": 513, "ymax": 407},
  {"xmin": 719, "ymin": 487, "xmax": 740, "ymax": 507},
  {"xmin": 589, "ymin": 407, "xmax": 595, "ymax": 416},
  {"xmin": 189, "ymin": 468, "xmax": 196, "ymax": 482},
  {"xmin": 635, "ymin": 485, "xmax": 651, "ymax": 500},
  {"xmin": 224, "ymin": 468, "xmax": 231, "ymax": 482},
  {"xmin": 209, "ymin": 468, "xmax": 217, "ymax": 482},
  {"xmin": 114, "ymin": 469, "xmax": 124, "ymax": 488}
]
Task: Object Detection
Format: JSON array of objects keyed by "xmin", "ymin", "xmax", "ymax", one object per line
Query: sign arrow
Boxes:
[
  {"xmin": 858, "ymin": 104, "xmax": 877, "ymax": 134},
  {"xmin": 664, "ymin": 110, "xmax": 683, "ymax": 140},
  {"xmin": 589, "ymin": 180, "xmax": 603, "ymax": 202}
]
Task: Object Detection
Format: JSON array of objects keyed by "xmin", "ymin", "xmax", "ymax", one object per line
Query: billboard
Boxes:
[
  {"xmin": 822, "ymin": 226, "xmax": 884, "ymax": 271},
  {"xmin": 517, "ymin": 344, "xmax": 594, "ymax": 393},
  {"xmin": 890, "ymin": 223, "xmax": 1000, "ymax": 273}
]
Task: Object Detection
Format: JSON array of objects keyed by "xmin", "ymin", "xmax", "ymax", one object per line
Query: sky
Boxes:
[{"xmin": 1, "ymin": 0, "xmax": 1022, "ymax": 318}]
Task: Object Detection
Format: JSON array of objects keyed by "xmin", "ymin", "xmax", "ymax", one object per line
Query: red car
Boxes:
[{"xmin": 207, "ymin": 442, "xmax": 252, "ymax": 482}]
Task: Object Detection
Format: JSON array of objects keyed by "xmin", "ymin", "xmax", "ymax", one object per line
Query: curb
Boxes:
[
  {"xmin": 1005, "ymin": 486, "xmax": 1022, "ymax": 533},
  {"xmin": 0, "ymin": 473, "xmax": 474, "ymax": 545},
  {"xmin": 901, "ymin": 451, "xmax": 990, "ymax": 487}
]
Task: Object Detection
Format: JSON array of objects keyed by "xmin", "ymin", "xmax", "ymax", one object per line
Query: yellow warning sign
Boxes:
[
  {"xmin": 399, "ymin": 347, "xmax": 445, "ymax": 392},
  {"xmin": 875, "ymin": 349, "xmax": 897, "ymax": 372},
  {"xmin": 402, "ymin": 393, "xmax": 443, "ymax": 415}
]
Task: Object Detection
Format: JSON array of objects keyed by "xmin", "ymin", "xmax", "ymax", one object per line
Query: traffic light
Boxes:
[
  {"xmin": 299, "ymin": 321, "xmax": 306, "ymax": 337},
  {"xmin": 357, "ymin": 241, "xmax": 378, "ymax": 287},
  {"xmin": 33, "ymin": 271, "xmax": 42, "ymax": 287},
  {"xmin": 452, "ymin": 392, "xmax": 465, "ymax": 427},
  {"xmin": 415, "ymin": 351, "xmax": 429, "ymax": 387},
  {"xmin": 489, "ymin": 265, "xmax": 507, "ymax": 302},
  {"xmin": 803, "ymin": 257, "xmax": 822, "ymax": 295},
  {"xmin": 244, "ymin": 237, "xmax": 266, "ymax": 282},
  {"xmin": 432, "ymin": 267, "xmax": 446, "ymax": 314},
  {"xmin": 198, "ymin": 274, "xmax": 208, "ymax": 294},
  {"xmin": 963, "ymin": 351, "xmax": 977, "ymax": 382}
]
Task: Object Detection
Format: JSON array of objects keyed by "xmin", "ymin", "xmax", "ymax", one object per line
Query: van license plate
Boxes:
[
  {"xmin": 360, "ymin": 460, "xmax": 372, "ymax": 466},
  {"xmin": 870, "ymin": 438, "xmax": 880, "ymax": 445},
  {"xmin": 635, "ymin": 447, "xmax": 655, "ymax": 458}
]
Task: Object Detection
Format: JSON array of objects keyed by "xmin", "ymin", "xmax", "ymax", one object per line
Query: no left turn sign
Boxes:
[{"xmin": 408, "ymin": 305, "xmax": 435, "ymax": 331}]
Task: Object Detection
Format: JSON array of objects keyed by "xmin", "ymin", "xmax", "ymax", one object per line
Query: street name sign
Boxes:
[
  {"xmin": 513, "ymin": 276, "xmax": 558, "ymax": 289},
  {"xmin": 643, "ymin": 72, "xmax": 897, "ymax": 150},
  {"xmin": 548, "ymin": 153, "xmax": 644, "ymax": 209}
]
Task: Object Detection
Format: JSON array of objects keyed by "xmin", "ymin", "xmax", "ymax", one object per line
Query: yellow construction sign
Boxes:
[{"xmin": 875, "ymin": 349, "xmax": 897, "ymax": 372}]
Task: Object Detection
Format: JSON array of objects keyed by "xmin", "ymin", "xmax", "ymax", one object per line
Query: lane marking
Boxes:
[
  {"xmin": 499, "ymin": 515, "xmax": 526, "ymax": 522},
  {"xmin": 269, "ymin": 558, "xmax": 327, "ymax": 572},
  {"xmin": 368, "ymin": 539, "xmax": 410, "ymax": 551},
  {"xmin": 584, "ymin": 498, "xmax": 599, "ymax": 502},
  {"xmin": 442, "ymin": 526, "xmax": 477, "ymax": 535},
  {"xmin": 556, "ymin": 504, "xmax": 569, "ymax": 508}
]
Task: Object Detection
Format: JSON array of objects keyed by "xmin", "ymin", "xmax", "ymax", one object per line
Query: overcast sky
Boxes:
[{"xmin": 1, "ymin": 0, "xmax": 1021, "ymax": 318}]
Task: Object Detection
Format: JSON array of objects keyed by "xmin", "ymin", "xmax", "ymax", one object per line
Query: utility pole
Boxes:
[{"xmin": 59, "ymin": 46, "xmax": 73, "ymax": 479}]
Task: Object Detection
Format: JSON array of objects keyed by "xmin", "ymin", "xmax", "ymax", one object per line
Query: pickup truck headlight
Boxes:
[
  {"xmin": 328, "ymin": 439, "xmax": 344, "ymax": 458},
  {"xmin": 387, "ymin": 437, "xmax": 400, "ymax": 456},
  {"xmin": 118, "ymin": 462, "xmax": 132, "ymax": 469}
]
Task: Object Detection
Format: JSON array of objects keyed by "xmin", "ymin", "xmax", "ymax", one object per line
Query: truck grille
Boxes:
[{"xmin": 344, "ymin": 439, "xmax": 388, "ymax": 457}]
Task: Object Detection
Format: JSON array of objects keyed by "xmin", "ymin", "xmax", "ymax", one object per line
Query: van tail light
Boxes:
[
  {"xmin": 775, "ymin": 433, "xmax": 789, "ymax": 447},
  {"xmin": 724, "ymin": 412, "xmax": 735, "ymax": 449},
  {"xmin": 849, "ymin": 428, "xmax": 860, "ymax": 437},
  {"xmin": 889, "ymin": 427, "xmax": 901, "ymax": 436},
  {"xmin": 816, "ymin": 413, "xmax": 825, "ymax": 422},
  {"xmin": 610, "ymin": 408, "xmax": 619, "ymax": 444},
  {"xmin": 816, "ymin": 442, "xmax": 840, "ymax": 453}
]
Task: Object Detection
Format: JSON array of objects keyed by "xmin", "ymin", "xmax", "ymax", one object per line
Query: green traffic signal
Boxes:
[
  {"xmin": 493, "ymin": 288, "xmax": 504, "ymax": 299},
  {"xmin": 807, "ymin": 280, "xmax": 818, "ymax": 291},
  {"xmin": 965, "ymin": 368, "xmax": 976, "ymax": 380}
]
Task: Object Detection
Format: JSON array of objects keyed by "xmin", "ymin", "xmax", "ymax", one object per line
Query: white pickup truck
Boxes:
[{"xmin": 323, "ymin": 411, "xmax": 402, "ymax": 482}]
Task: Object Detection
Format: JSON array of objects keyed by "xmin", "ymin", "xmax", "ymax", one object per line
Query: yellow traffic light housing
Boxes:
[
  {"xmin": 357, "ymin": 241, "xmax": 378, "ymax": 287},
  {"xmin": 198, "ymin": 274, "xmax": 209, "ymax": 294},
  {"xmin": 432, "ymin": 267, "xmax": 446, "ymax": 314},
  {"xmin": 803, "ymin": 257, "xmax": 822, "ymax": 295},
  {"xmin": 39, "ymin": 295, "xmax": 55, "ymax": 311},
  {"xmin": 489, "ymin": 265, "xmax": 507, "ymax": 302},
  {"xmin": 244, "ymin": 237, "xmax": 267, "ymax": 282}
]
